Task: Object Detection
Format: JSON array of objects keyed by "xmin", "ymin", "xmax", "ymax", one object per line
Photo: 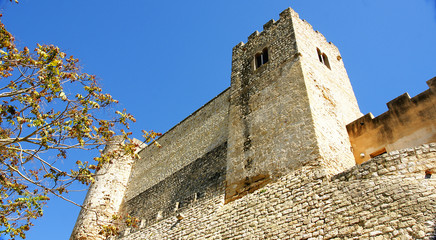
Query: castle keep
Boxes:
[{"xmin": 71, "ymin": 7, "xmax": 436, "ymax": 240}]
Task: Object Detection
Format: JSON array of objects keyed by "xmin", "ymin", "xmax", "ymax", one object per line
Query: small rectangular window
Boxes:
[
  {"xmin": 262, "ymin": 48, "xmax": 269, "ymax": 64},
  {"xmin": 317, "ymin": 48, "xmax": 323, "ymax": 63},
  {"xmin": 322, "ymin": 53, "xmax": 331, "ymax": 69},
  {"xmin": 316, "ymin": 48, "xmax": 331, "ymax": 70},
  {"xmin": 254, "ymin": 48, "xmax": 269, "ymax": 70},
  {"xmin": 255, "ymin": 53, "xmax": 262, "ymax": 69}
]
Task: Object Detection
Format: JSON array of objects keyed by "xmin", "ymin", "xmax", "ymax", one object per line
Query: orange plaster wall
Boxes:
[{"xmin": 347, "ymin": 77, "xmax": 436, "ymax": 164}]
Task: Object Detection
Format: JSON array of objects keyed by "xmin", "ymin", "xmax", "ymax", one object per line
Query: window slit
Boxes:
[{"xmin": 254, "ymin": 48, "xmax": 269, "ymax": 70}]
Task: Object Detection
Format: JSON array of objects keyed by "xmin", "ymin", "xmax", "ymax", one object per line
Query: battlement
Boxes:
[
  {"xmin": 347, "ymin": 77, "xmax": 436, "ymax": 164},
  {"xmin": 233, "ymin": 8, "xmax": 338, "ymax": 54},
  {"xmin": 350, "ymin": 78, "xmax": 435, "ymax": 131},
  {"xmin": 232, "ymin": 8, "xmax": 290, "ymax": 51}
]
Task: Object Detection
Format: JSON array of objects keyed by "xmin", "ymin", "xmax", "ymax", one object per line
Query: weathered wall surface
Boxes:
[
  {"xmin": 118, "ymin": 143, "xmax": 436, "ymax": 240},
  {"xmin": 120, "ymin": 142, "xmax": 226, "ymax": 227},
  {"xmin": 226, "ymin": 8, "xmax": 322, "ymax": 202},
  {"xmin": 121, "ymin": 89, "xmax": 230, "ymax": 222},
  {"xmin": 347, "ymin": 77, "xmax": 436, "ymax": 164},
  {"xmin": 291, "ymin": 9, "xmax": 362, "ymax": 175},
  {"xmin": 225, "ymin": 8, "xmax": 362, "ymax": 202},
  {"xmin": 70, "ymin": 138, "xmax": 144, "ymax": 240}
]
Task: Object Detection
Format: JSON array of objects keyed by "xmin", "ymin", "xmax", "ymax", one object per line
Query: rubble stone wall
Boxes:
[{"xmin": 118, "ymin": 143, "xmax": 436, "ymax": 240}]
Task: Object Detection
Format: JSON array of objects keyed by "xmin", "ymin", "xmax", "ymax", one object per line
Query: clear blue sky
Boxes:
[{"xmin": 1, "ymin": 0, "xmax": 435, "ymax": 239}]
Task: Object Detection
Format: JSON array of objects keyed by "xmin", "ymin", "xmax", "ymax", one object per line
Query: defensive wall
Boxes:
[
  {"xmin": 121, "ymin": 88, "xmax": 230, "ymax": 226},
  {"xmin": 117, "ymin": 143, "xmax": 436, "ymax": 240},
  {"xmin": 347, "ymin": 77, "xmax": 436, "ymax": 164},
  {"xmin": 70, "ymin": 6, "xmax": 436, "ymax": 240}
]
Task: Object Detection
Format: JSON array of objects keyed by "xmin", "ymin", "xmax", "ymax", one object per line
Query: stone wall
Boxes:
[
  {"xmin": 291, "ymin": 9, "xmax": 362, "ymax": 174},
  {"xmin": 120, "ymin": 142, "xmax": 227, "ymax": 227},
  {"xmin": 120, "ymin": 88, "xmax": 230, "ymax": 223},
  {"xmin": 347, "ymin": 77, "xmax": 436, "ymax": 164},
  {"xmin": 117, "ymin": 143, "xmax": 436, "ymax": 240}
]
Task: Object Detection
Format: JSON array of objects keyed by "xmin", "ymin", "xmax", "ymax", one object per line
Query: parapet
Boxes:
[
  {"xmin": 232, "ymin": 8, "xmax": 291, "ymax": 51},
  {"xmin": 233, "ymin": 8, "xmax": 337, "ymax": 53},
  {"xmin": 347, "ymin": 77, "xmax": 436, "ymax": 164},
  {"xmin": 233, "ymin": 8, "xmax": 339, "ymax": 56}
]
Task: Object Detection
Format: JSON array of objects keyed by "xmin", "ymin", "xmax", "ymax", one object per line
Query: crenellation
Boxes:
[
  {"xmin": 279, "ymin": 7, "xmax": 293, "ymax": 19},
  {"xmin": 427, "ymin": 76, "xmax": 436, "ymax": 90},
  {"xmin": 262, "ymin": 19, "xmax": 276, "ymax": 30},
  {"xmin": 386, "ymin": 92, "xmax": 412, "ymax": 110},
  {"xmin": 347, "ymin": 77, "xmax": 436, "ymax": 163},
  {"xmin": 247, "ymin": 30, "xmax": 260, "ymax": 41}
]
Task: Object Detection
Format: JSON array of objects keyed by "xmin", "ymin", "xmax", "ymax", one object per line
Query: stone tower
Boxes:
[
  {"xmin": 70, "ymin": 138, "xmax": 145, "ymax": 240},
  {"xmin": 225, "ymin": 8, "xmax": 362, "ymax": 202}
]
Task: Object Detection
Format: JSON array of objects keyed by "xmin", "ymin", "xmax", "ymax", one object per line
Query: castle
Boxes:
[{"xmin": 71, "ymin": 7, "xmax": 436, "ymax": 240}]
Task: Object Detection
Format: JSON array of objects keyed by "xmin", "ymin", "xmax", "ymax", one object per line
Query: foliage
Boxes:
[
  {"xmin": 0, "ymin": 14, "xmax": 157, "ymax": 239},
  {"xmin": 99, "ymin": 214, "xmax": 140, "ymax": 238}
]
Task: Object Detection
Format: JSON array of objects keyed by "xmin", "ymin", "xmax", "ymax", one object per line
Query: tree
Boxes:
[{"xmin": 0, "ymin": 14, "xmax": 159, "ymax": 239}]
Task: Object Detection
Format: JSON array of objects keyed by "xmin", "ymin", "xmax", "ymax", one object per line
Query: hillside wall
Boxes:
[{"xmin": 117, "ymin": 143, "xmax": 436, "ymax": 240}]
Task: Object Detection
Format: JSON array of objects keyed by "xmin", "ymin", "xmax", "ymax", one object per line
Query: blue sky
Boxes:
[{"xmin": 1, "ymin": 0, "xmax": 435, "ymax": 239}]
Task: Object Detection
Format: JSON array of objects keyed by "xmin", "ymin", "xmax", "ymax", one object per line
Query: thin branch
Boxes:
[
  {"xmin": 0, "ymin": 87, "xmax": 32, "ymax": 98},
  {"xmin": 5, "ymin": 163, "xmax": 83, "ymax": 208}
]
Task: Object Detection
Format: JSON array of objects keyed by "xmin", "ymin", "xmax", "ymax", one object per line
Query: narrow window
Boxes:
[
  {"xmin": 322, "ymin": 53, "xmax": 331, "ymax": 69},
  {"xmin": 317, "ymin": 48, "xmax": 323, "ymax": 63},
  {"xmin": 262, "ymin": 48, "xmax": 269, "ymax": 64},
  {"xmin": 254, "ymin": 48, "xmax": 269, "ymax": 70},
  {"xmin": 316, "ymin": 48, "xmax": 331, "ymax": 70},
  {"xmin": 255, "ymin": 53, "xmax": 262, "ymax": 69}
]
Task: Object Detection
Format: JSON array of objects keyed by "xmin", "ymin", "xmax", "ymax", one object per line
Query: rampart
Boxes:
[
  {"xmin": 117, "ymin": 143, "xmax": 436, "ymax": 239},
  {"xmin": 120, "ymin": 88, "xmax": 230, "ymax": 226},
  {"xmin": 347, "ymin": 77, "xmax": 436, "ymax": 164}
]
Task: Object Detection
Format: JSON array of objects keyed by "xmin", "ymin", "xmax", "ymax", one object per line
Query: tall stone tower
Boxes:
[{"xmin": 225, "ymin": 8, "xmax": 362, "ymax": 202}]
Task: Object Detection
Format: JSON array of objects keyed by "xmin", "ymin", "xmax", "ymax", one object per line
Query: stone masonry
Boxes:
[
  {"xmin": 117, "ymin": 143, "xmax": 436, "ymax": 240},
  {"xmin": 347, "ymin": 77, "xmax": 436, "ymax": 164},
  {"xmin": 71, "ymin": 6, "xmax": 436, "ymax": 240},
  {"xmin": 70, "ymin": 137, "xmax": 145, "ymax": 240}
]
